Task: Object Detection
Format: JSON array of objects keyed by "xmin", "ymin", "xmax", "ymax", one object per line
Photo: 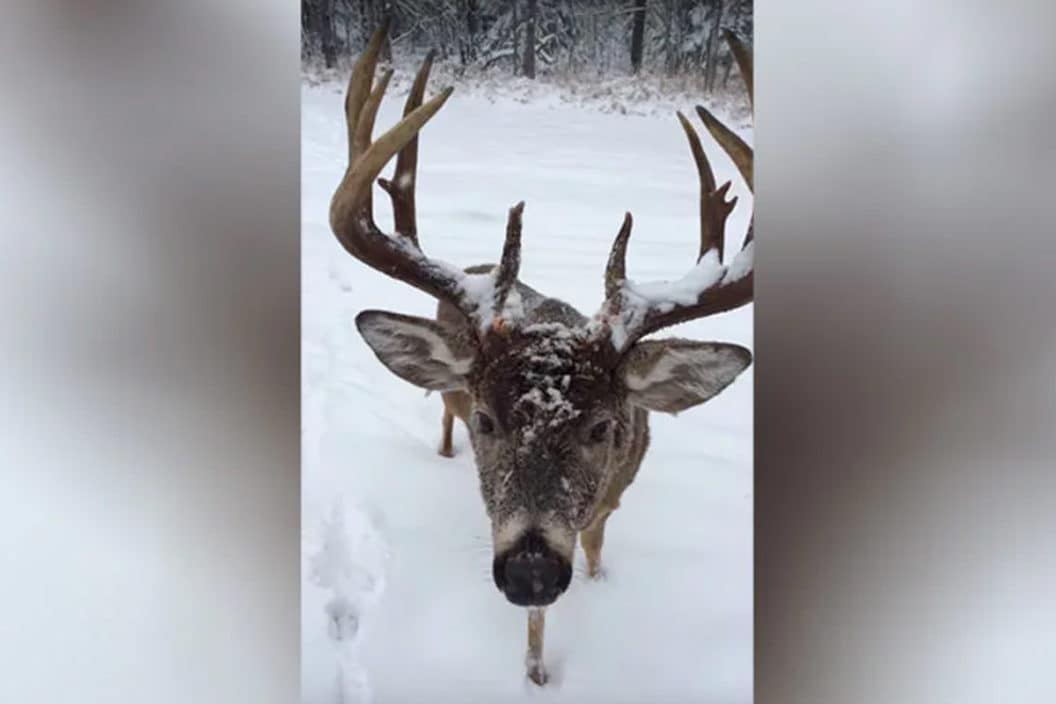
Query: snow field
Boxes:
[{"xmin": 302, "ymin": 80, "xmax": 753, "ymax": 704}]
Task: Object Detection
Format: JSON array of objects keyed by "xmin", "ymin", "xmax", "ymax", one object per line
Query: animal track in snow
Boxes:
[
  {"xmin": 326, "ymin": 595, "xmax": 360, "ymax": 642},
  {"xmin": 307, "ymin": 503, "xmax": 389, "ymax": 703}
]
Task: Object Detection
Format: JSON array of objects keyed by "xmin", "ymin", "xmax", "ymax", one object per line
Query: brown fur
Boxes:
[
  {"xmin": 526, "ymin": 608, "xmax": 547, "ymax": 685},
  {"xmin": 435, "ymin": 292, "xmax": 652, "ymax": 579},
  {"xmin": 441, "ymin": 397, "xmax": 650, "ymax": 578},
  {"xmin": 439, "ymin": 391, "xmax": 471, "ymax": 457},
  {"xmin": 435, "ymin": 287, "xmax": 656, "ymax": 686}
]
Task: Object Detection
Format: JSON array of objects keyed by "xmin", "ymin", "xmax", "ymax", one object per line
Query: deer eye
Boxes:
[
  {"xmin": 589, "ymin": 420, "xmax": 610, "ymax": 443},
  {"xmin": 474, "ymin": 411, "xmax": 495, "ymax": 435}
]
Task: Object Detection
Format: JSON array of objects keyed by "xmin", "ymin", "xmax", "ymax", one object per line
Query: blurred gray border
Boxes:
[
  {"xmin": 2, "ymin": 1, "xmax": 1053, "ymax": 703},
  {"xmin": 1, "ymin": 2, "xmax": 300, "ymax": 702},
  {"xmin": 756, "ymin": 2, "xmax": 1055, "ymax": 702}
]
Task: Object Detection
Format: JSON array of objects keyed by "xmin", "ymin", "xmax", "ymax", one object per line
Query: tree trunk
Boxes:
[
  {"xmin": 664, "ymin": 0, "xmax": 676, "ymax": 76},
  {"xmin": 379, "ymin": 0, "xmax": 393, "ymax": 62},
  {"xmin": 522, "ymin": 0, "xmax": 537, "ymax": 79},
  {"xmin": 722, "ymin": 53, "xmax": 734, "ymax": 88},
  {"xmin": 466, "ymin": 0, "xmax": 480, "ymax": 46},
  {"xmin": 630, "ymin": 0, "xmax": 647, "ymax": 74},
  {"xmin": 591, "ymin": 9, "xmax": 599, "ymax": 74},
  {"xmin": 357, "ymin": 1, "xmax": 390, "ymax": 61},
  {"xmin": 319, "ymin": 0, "xmax": 337, "ymax": 68},
  {"xmin": 704, "ymin": 0, "xmax": 725, "ymax": 93},
  {"xmin": 512, "ymin": 1, "xmax": 520, "ymax": 75},
  {"xmin": 343, "ymin": 4, "xmax": 354, "ymax": 56},
  {"xmin": 359, "ymin": 0, "xmax": 372, "ymax": 48},
  {"xmin": 457, "ymin": 0, "xmax": 479, "ymax": 66}
]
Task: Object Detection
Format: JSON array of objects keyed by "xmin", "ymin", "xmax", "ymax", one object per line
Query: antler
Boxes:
[
  {"xmin": 598, "ymin": 31, "xmax": 754, "ymax": 352},
  {"xmin": 330, "ymin": 20, "xmax": 524, "ymax": 333}
]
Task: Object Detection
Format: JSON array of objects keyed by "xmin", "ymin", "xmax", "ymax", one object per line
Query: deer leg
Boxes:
[
  {"xmin": 438, "ymin": 406, "xmax": 455, "ymax": 458},
  {"xmin": 438, "ymin": 390, "xmax": 471, "ymax": 458},
  {"xmin": 580, "ymin": 506, "xmax": 616, "ymax": 579},
  {"xmin": 526, "ymin": 607, "xmax": 547, "ymax": 686}
]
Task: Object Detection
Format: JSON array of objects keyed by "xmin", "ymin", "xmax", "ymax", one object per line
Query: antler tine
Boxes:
[
  {"xmin": 345, "ymin": 18, "xmax": 391, "ymax": 165},
  {"xmin": 723, "ymin": 29, "xmax": 752, "ymax": 110},
  {"xmin": 378, "ymin": 50, "xmax": 436, "ymax": 247},
  {"xmin": 604, "ymin": 212, "xmax": 633, "ymax": 305},
  {"xmin": 334, "ymin": 85, "xmax": 453, "ymax": 228},
  {"xmin": 353, "ymin": 69, "xmax": 393, "ymax": 162},
  {"xmin": 352, "ymin": 68, "xmax": 393, "ymax": 222},
  {"xmin": 492, "ymin": 201, "xmax": 525, "ymax": 322},
  {"xmin": 677, "ymin": 111, "xmax": 737, "ymax": 263},
  {"xmin": 695, "ymin": 105, "xmax": 752, "ymax": 191},
  {"xmin": 677, "ymin": 111, "xmax": 717, "ymax": 195}
]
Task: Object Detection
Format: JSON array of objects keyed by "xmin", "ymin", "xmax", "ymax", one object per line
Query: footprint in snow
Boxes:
[
  {"xmin": 307, "ymin": 502, "xmax": 389, "ymax": 703},
  {"xmin": 325, "ymin": 595, "xmax": 360, "ymax": 642}
]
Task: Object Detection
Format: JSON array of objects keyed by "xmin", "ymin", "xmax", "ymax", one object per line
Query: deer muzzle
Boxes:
[{"xmin": 492, "ymin": 529, "xmax": 572, "ymax": 607}]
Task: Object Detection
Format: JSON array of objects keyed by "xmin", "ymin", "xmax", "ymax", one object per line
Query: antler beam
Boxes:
[
  {"xmin": 598, "ymin": 31, "xmax": 754, "ymax": 352},
  {"xmin": 330, "ymin": 21, "xmax": 526, "ymax": 336}
]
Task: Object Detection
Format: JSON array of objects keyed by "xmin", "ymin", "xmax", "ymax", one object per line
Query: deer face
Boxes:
[
  {"xmin": 469, "ymin": 325, "xmax": 622, "ymax": 606},
  {"xmin": 356, "ymin": 311, "xmax": 751, "ymax": 607}
]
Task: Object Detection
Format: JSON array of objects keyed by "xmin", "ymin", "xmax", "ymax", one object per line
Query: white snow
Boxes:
[
  {"xmin": 604, "ymin": 241, "xmax": 754, "ymax": 351},
  {"xmin": 457, "ymin": 269, "xmax": 526, "ymax": 330},
  {"xmin": 303, "ymin": 63, "xmax": 754, "ymax": 122},
  {"xmin": 608, "ymin": 249, "xmax": 727, "ymax": 350},
  {"xmin": 624, "ymin": 248, "xmax": 726, "ymax": 309},
  {"xmin": 725, "ymin": 240, "xmax": 755, "ymax": 283},
  {"xmin": 303, "ymin": 79, "xmax": 754, "ymax": 704}
]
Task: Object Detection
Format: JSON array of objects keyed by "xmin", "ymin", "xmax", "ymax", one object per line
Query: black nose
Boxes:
[{"xmin": 492, "ymin": 531, "xmax": 572, "ymax": 607}]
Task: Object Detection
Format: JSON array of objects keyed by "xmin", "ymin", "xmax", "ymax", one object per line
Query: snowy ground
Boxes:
[
  {"xmin": 302, "ymin": 79, "xmax": 753, "ymax": 704},
  {"xmin": 303, "ymin": 63, "xmax": 753, "ymax": 120}
]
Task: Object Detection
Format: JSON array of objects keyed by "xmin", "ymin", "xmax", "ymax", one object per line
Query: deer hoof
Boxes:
[
  {"xmin": 527, "ymin": 665, "xmax": 548, "ymax": 687},
  {"xmin": 438, "ymin": 446, "xmax": 455, "ymax": 458}
]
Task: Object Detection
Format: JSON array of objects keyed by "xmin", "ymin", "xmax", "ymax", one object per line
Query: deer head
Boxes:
[{"xmin": 331, "ymin": 21, "xmax": 754, "ymax": 608}]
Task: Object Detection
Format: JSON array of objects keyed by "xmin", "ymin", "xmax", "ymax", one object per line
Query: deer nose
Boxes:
[{"xmin": 492, "ymin": 530, "xmax": 572, "ymax": 607}]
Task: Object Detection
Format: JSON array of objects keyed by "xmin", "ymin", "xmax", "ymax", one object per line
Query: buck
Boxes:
[{"xmin": 330, "ymin": 20, "xmax": 754, "ymax": 687}]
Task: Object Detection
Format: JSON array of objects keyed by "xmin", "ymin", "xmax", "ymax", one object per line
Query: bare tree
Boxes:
[
  {"xmin": 630, "ymin": 0, "xmax": 647, "ymax": 73},
  {"xmin": 461, "ymin": 0, "xmax": 482, "ymax": 65},
  {"xmin": 302, "ymin": 0, "xmax": 752, "ymax": 88},
  {"xmin": 512, "ymin": 0, "xmax": 521, "ymax": 74},
  {"xmin": 303, "ymin": 0, "xmax": 338, "ymax": 67},
  {"xmin": 522, "ymin": 0, "xmax": 538, "ymax": 79},
  {"xmin": 322, "ymin": 0, "xmax": 338, "ymax": 68},
  {"xmin": 703, "ymin": 0, "xmax": 725, "ymax": 92}
]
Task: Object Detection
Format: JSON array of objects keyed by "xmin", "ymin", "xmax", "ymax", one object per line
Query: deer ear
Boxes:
[
  {"xmin": 619, "ymin": 339, "xmax": 751, "ymax": 414},
  {"xmin": 355, "ymin": 310, "xmax": 476, "ymax": 391}
]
